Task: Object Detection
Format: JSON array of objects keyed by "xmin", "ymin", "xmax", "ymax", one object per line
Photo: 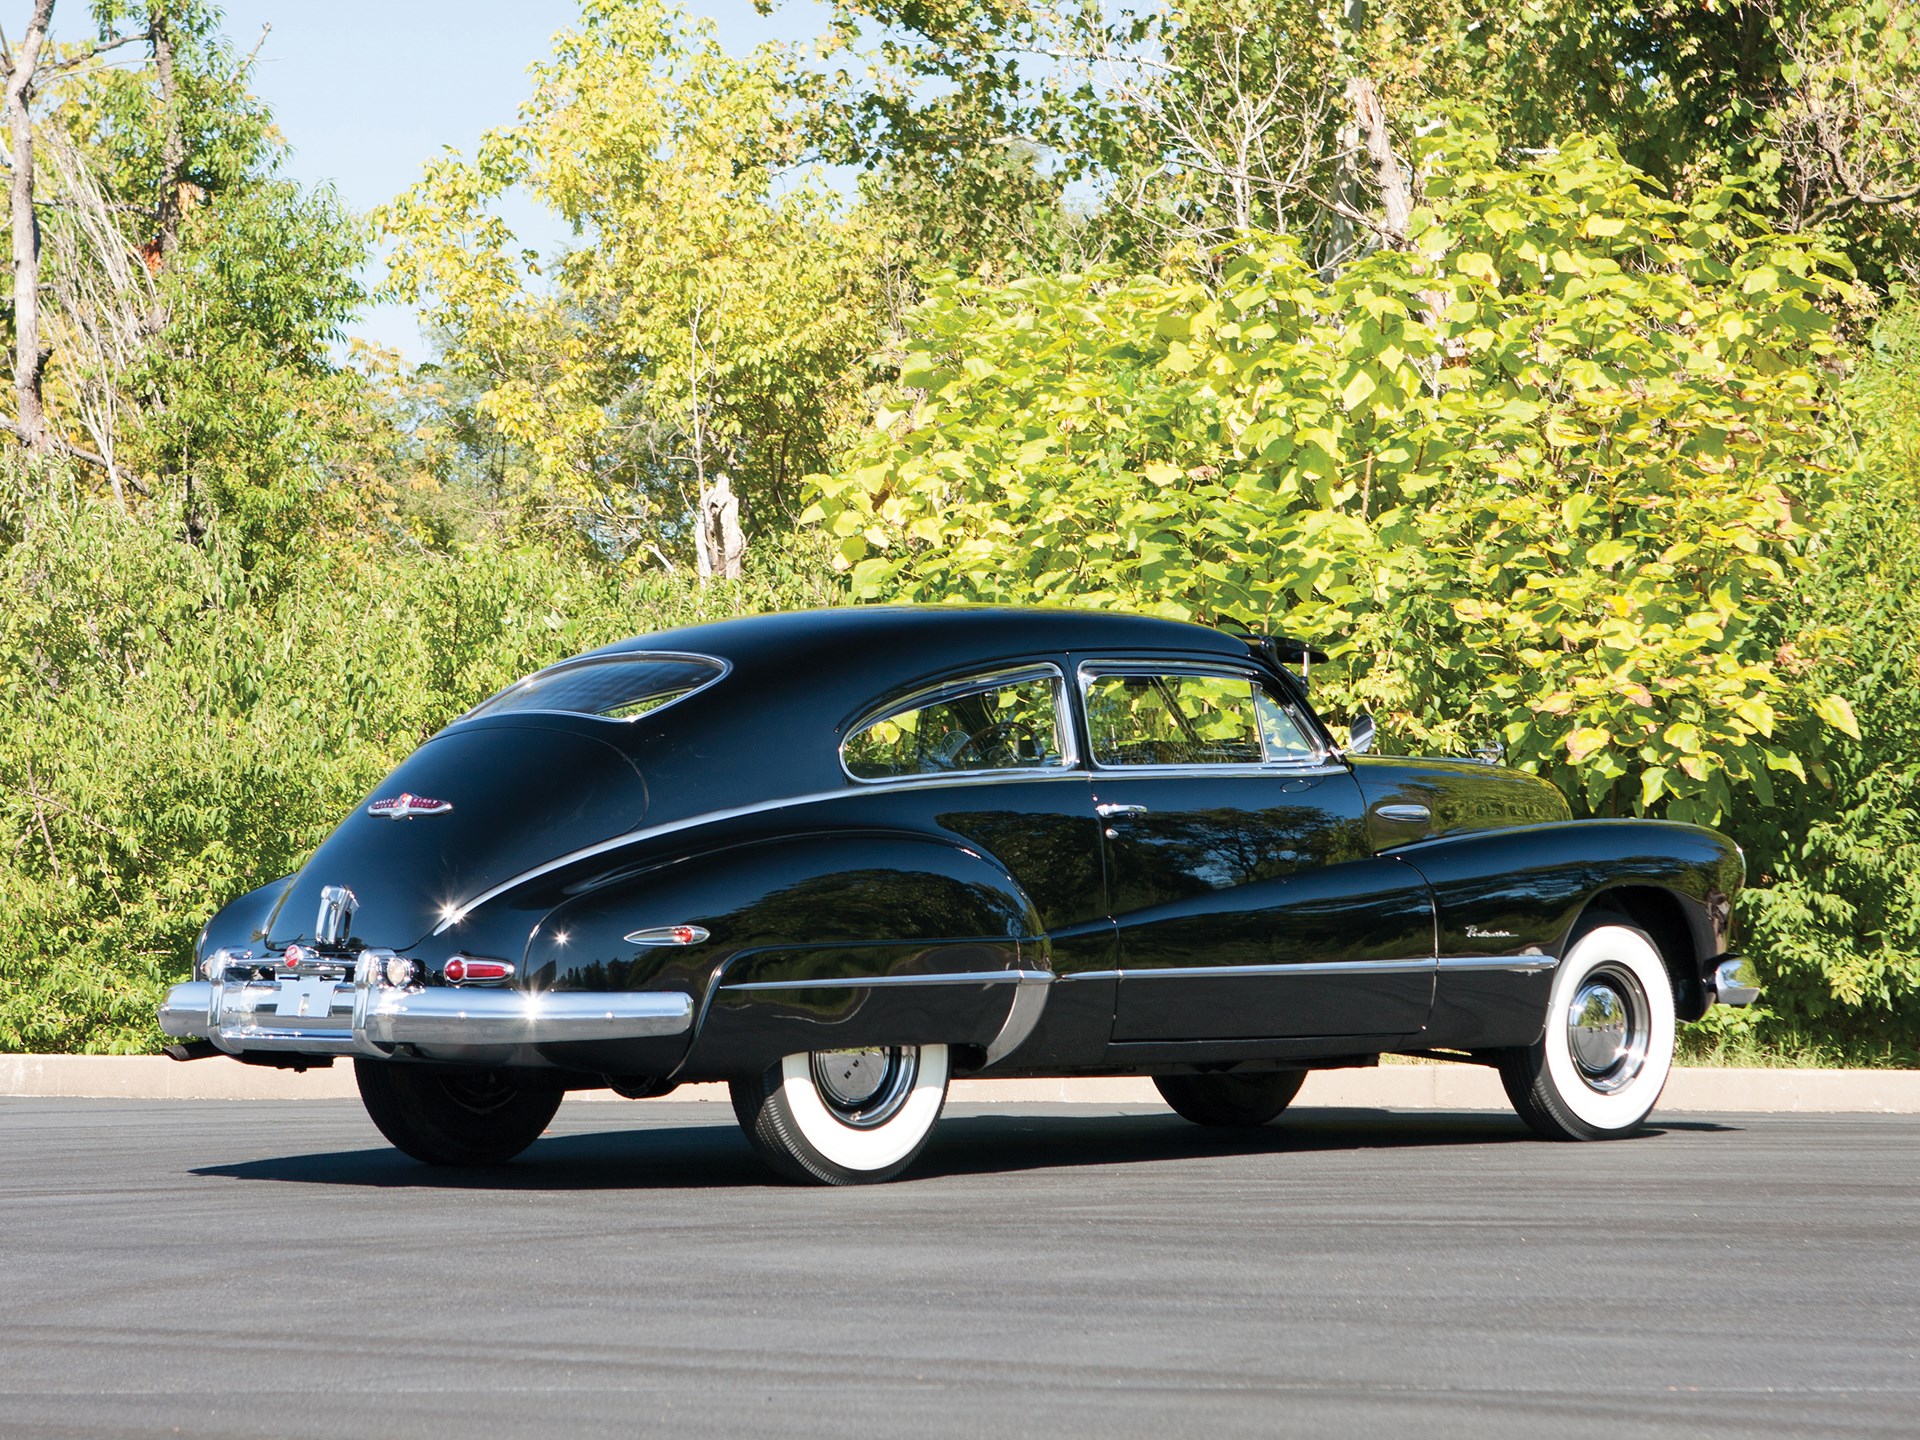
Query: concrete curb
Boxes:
[{"xmin": 5, "ymin": 1054, "xmax": 1919, "ymax": 1112}]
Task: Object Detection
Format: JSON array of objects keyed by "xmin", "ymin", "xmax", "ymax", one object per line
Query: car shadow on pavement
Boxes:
[
  {"xmin": 913, "ymin": 1108, "xmax": 1738, "ymax": 1180},
  {"xmin": 188, "ymin": 1106, "xmax": 1742, "ymax": 1191}
]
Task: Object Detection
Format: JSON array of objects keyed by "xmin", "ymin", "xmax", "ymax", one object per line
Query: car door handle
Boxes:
[
  {"xmin": 1373, "ymin": 802, "xmax": 1431, "ymax": 824},
  {"xmin": 1096, "ymin": 802, "xmax": 1149, "ymax": 818}
]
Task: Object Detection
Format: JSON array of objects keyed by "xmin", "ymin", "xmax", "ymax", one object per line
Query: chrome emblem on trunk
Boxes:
[
  {"xmin": 367, "ymin": 791, "xmax": 453, "ymax": 820},
  {"xmin": 316, "ymin": 886, "xmax": 357, "ymax": 947}
]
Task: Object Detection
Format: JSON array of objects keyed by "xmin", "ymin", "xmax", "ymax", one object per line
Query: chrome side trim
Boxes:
[
  {"xmin": 721, "ymin": 969, "xmax": 1053, "ymax": 993},
  {"xmin": 982, "ymin": 972, "xmax": 1054, "ymax": 1066},
  {"xmin": 1116, "ymin": 959, "xmax": 1436, "ymax": 979},
  {"xmin": 1054, "ymin": 960, "xmax": 1436, "ymax": 984},
  {"xmin": 1437, "ymin": 954, "xmax": 1558, "ymax": 973},
  {"xmin": 435, "ymin": 788, "xmax": 855, "ymax": 933},
  {"xmin": 1086, "ymin": 762, "xmax": 1348, "ymax": 781}
]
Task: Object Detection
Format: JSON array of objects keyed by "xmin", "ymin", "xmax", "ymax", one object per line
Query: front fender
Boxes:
[{"xmin": 1389, "ymin": 819, "xmax": 1744, "ymax": 1047}]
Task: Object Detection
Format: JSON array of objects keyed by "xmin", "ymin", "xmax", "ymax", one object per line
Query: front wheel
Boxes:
[
  {"xmin": 730, "ymin": 1045, "xmax": 950, "ymax": 1184},
  {"xmin": 1499, "ymin": 923, "xmax": 1675, "ymax": 1140},
  {"xmin": 355, "ymin": 1060, "xmax": 563, "ymax": 1166},
  {"xmin": 1154, "ymin": 1069, "xmax": 1306, "ymax": 1127}
]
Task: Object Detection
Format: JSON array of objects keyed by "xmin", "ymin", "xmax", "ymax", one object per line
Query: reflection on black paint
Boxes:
[{"xmin": 1110, "ymin": 807, "xmax": 1368, "ymax": 910}]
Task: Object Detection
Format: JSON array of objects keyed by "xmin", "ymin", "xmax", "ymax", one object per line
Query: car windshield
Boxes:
[{"xmin": 464, "ymin": 655, "xmax": 725, "ymax": 723}]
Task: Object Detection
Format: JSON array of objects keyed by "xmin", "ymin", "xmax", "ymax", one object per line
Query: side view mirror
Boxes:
[{"xmin": 1346, "ymin": 711, "xmax": 1376, "ymax": 755}]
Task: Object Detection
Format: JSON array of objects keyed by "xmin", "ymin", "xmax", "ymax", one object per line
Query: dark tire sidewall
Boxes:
[{"xmin": 355, "ymin": 1059, "xmax": 562, "ymax": 1167}]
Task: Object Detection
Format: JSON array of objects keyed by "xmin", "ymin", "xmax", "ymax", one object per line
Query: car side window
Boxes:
[
  {"xmin": 1087, "ymin": 671, "xmax": 1321, "ymax": 767},
  {"xmin": 1254, "ymin": 689, "xmax": 1320, "ymax": 761},
  {"xmin": 843, "ymin": 673, "xmax": 1068, "ymax": 780}
]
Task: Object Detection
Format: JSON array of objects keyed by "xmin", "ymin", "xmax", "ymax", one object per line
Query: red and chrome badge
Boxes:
[{"xmin": 366, "ymin": 791, "xmax": 453, "ymax": 820}]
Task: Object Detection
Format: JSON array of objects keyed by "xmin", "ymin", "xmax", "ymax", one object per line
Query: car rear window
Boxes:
[{"xmin": 464, "ymin": 655, "xmax": 725, "ymax": 723}]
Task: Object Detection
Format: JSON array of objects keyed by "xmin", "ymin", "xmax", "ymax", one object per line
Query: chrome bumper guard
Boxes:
[
  {"xmin": 1710, "ymin": 956, "xmax": 1762, "ymax": 1008},
  {"xmin": 158, "ymin": 948, "xmax": 694, "ymax": 1059}
]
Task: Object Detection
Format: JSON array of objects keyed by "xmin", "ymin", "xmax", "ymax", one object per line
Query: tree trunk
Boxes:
[
  {"xmin": 4, "ymin": 0, "xmax": 59, "ymax": 453},
  {"xmin": 700, "ymin": 473, "xmax": 744, "ymax": 581},
  {"xmin": 1350, "ymin": 75, "xmax": 1413, "ymax": 247},
  {"xmin": 150, "ymin": 5, "xmax": 183, "ymax": 263}
]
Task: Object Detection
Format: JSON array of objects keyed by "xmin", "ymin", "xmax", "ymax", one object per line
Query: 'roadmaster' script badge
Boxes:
[{"xmin": 367, "ymin": 792, "xmax": 453, "ymax": 820}]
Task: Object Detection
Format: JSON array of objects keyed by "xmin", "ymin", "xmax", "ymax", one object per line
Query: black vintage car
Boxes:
[{"xmin": 160, "ymin": 606, "xmax": 1758, "ymax": 1183}]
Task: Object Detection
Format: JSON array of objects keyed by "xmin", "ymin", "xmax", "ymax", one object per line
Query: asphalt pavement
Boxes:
[{"xmin": 2, "ymin": 1097, "xmax": 1915, "ymax": 1439}]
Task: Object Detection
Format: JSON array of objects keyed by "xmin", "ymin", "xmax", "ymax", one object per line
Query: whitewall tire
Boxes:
[
  {"xmin": 1499, "ymin": 923, "xmax": 1676, "ymax": 1140},
  {"xmin": 731, "ymin": 1044, "xmax": 951, "ymax": 1184}
]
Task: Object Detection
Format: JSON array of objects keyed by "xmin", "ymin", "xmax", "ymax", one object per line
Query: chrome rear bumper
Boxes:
[{"xmin": 159, "ymin": 949, "xmax": 693, "ymax": 1061}]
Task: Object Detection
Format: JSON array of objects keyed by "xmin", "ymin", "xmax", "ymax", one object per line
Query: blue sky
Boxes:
[{"xmin": 205, "ymin": 1, "xmax": 833, "ymax": 357}]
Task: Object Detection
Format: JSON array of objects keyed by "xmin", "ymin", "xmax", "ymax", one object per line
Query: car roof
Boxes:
[
  {"xmin": 582, "ymin": 605, "xmax": 1251, "ymax": 688},
  {"xmin": 469, "ymin": 606, "xmax": 1282, "ymax": 833}
]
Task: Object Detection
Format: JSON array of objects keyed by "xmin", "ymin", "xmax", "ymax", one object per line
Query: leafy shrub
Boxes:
[
  {"xmin": 1709, "ymin": 296, "xmax": 1920, "ymax": 1060},
  {"xmin": 813, "ymin": 128, "xmax": 1853, "ymax": 827}
]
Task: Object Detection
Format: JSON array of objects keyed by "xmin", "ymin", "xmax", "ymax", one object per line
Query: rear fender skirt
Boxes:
[{"xmin": 681, "ymin": 944, "xmax": 1045, "ymax": 1079}]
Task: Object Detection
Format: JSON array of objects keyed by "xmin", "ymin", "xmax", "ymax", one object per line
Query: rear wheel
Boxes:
[
  {"xmin": 354, "ymin": 1060, "xmax": 563, "ymax": 1166},
  {"xmin": 731, "ymin": 1044, "xmax": 950, "ymax": 1184},
  {"xmin": 1154, "ymin": 1069, "xmax": 1306, "ymax": 1127},
  {"xmin": 1499, "ymin": 922, "xmax": 1675, "ymax": 1140}
]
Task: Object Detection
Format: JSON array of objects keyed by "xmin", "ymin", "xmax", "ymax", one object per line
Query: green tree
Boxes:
[
  {"xmin": 381, "ymin": 0, "xmax": 880, "ymax": 569},
  {"xmin": 812, "ymin": 128, "xmax": 1854, "ymax": 824}
]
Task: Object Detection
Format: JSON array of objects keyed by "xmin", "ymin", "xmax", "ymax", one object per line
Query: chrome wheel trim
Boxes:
[
  {"xmin": 1539, "ymin": 925, "xmax": 1676, "ymax": 1133},
  {"xmin": 1566, "ymin": 964, "xmax": 1651, "ymax": 1095},
  {"xmin": 809, "ymin": 1046, "xmax": 919, "ymax": 1128}
]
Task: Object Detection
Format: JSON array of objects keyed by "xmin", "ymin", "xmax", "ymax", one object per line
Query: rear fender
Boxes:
[
  {"xmin": 194, "ymin": 875, "xmax": 296, "ymax": 971},
  {"xmin": 521, "ymin": 831, "xmax": 1047, "ymax": 1078}
]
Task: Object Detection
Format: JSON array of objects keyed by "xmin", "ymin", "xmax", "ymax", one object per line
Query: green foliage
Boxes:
[
  {"xmin": 47, "ymin": 5, "xmax": 381, "ymax": 548},
  {"xmin": 814, "ymin": 130, "xmax": 1852, "ymax": 824},
  {"xmin": 1716, "ymin": 294, "xmax": 1920, "ymax": 1053},
  {"xmin": 125, "ymin": 177, "xmax": 371, "ymax": 563},
  {"xmin": 379, "ymin": 0, "xmax": 880, "ymax": 558},
  {"xmin": 0, "ymin": 466, "xmax": 844, "ymax": 1052}
]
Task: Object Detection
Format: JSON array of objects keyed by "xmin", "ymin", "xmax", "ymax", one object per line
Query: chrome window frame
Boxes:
[
  {"xmin": 454, "ymin": 650, "xmax": 731, "ymax": 728},
  {"xmin": 840, "ymin": 662, "xmax": 1079, "ymax": 786},
  {"xmin": 1076, "ymin": 659, "xmax": 1336, "ymax": 773}
]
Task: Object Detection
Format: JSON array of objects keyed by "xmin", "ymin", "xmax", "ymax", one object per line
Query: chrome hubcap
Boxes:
[
  {"xmin": 810, "ymin": 1046, "xmax": 918, "ymax": 1128},
  {"xmin": 1566, "ymin": 964, "xmax": 1650, "ymax": 1094}
]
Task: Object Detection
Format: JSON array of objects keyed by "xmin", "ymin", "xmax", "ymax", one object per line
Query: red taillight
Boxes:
[{"xmin": 445, "ymin": 956, "xmax": 513, "ymax": 984}]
